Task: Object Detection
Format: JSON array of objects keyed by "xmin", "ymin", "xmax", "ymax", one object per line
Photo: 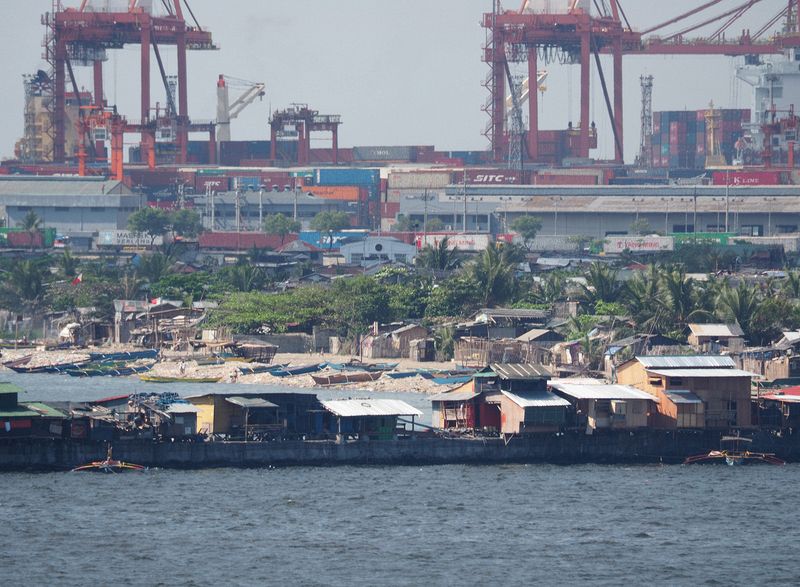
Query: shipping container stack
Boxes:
[
  {"xmin": 315, "ymin": 168, "xmax": 380, "ymax": 227},
  {"xmin": 651, "ymin": 109, "xmax": 749, "ymax": 170}
]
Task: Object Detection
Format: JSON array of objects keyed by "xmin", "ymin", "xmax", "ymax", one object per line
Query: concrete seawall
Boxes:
[{"xmin": 3, "ymin": 430, "xmax": 799, "ymax": 471}]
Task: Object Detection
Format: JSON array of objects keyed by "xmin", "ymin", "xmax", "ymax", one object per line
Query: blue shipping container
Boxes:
[
  {"xmin": 316, "ymin": 168, "xmax": 379, "ymax": 187},
  {"xmin": 233, "ymin": 177, "xmax": 262, "ymax": 191}
]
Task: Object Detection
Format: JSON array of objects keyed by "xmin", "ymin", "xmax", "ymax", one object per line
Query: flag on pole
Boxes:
[{"xmin": 71, "ymin": 273, "xmax": 83, "ymax": 286}]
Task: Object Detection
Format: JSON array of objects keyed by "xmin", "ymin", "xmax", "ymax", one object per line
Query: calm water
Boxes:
[
  {"xmin": 3, "ymin": 374, "xmax": 800, "ymax": 585},
  {"xmin": 2, "ymin": 464, "xmax": 799, "ymax": 585}
]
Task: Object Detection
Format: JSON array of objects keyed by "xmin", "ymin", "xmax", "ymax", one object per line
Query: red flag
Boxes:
[{"xmin": 71, "ymin": 273, "xmax": 83, "ymax": 286}]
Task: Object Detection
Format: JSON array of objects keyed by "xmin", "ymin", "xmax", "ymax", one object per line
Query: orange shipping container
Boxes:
[{"xmin": 304, "ymin": 185, "xmax": 361, "ymax": 201}]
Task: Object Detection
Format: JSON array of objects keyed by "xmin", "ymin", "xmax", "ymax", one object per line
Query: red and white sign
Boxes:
[
  {"xmin": 416, "ymin": 233, "xmax": 492, "ymax": 252},
  {"xmin": 712, "ymin": 171, "xmax": 782, "ymax": 186},
  {"xmin": 604, "ymin": 236, "xmax": 674, "ymax": 254}
]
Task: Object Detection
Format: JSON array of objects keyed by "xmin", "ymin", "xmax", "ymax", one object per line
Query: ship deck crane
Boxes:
[{"xmin": 216, "ymin": 75, "xmax": 266, "ymax": 144}]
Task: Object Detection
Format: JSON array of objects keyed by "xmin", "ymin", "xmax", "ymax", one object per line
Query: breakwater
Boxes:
[{"xmin": 2, "ymin": 430, "xmax": 799, "ymax": 471}]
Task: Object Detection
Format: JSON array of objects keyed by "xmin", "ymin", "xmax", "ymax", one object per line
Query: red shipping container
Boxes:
[
  {"xmin": 196, "ymin": 176, "xmax": 231, "ymax": 193},
  {"xmin": 712, "ymin": 171, "xmax": 781, "ymax": 186},
  {"xmin": 7, "ymin": 232, "xmax": 43, "ymax": 248},
  {"xmin": 534, "ymin": 174, "xmax": 597, "ymax": 185},
  {"xmin": 465, "ymin": 169, "xmax": 523, "ymax": 185},
  {"xmin": 381, "ymin": 202, "xmax": 401, "ymax": 218}
]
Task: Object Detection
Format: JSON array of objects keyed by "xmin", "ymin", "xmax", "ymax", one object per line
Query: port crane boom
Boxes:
[{"xmin": 216, "ymin": 75, "xmax": 267, "ymax": 144}]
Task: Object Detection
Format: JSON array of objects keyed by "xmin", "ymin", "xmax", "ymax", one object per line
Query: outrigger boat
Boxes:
[
  {"xmin": 71, "ymin": 446, "xmax": 146, "ymax": 473},
  {"xmin": 269, "ymin": 363, "xmax": 326, "ymax": 377},
  {"xmin": 312, "ymin": 371, "xmax": 383, "ymax": 386},
  {"xmin": 140, "ymin": 375, "xmax": 222, "ymax": 383},
  {"xmin": 66, "ymin": 364, "xmax": 154, "ymax": 378},
  {"xmin": 684, "ymin": 436, "xmax": 786, "ymax": 466},
  {"xmin": 88, "ymin": 349, "xmax": 159, "ymax": 362},
  {"xmin": 3, "ymin": 355, "xmax": 90, "ymax": 374}
]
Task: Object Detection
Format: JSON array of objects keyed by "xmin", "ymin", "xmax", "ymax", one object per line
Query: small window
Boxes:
[
  {"xmin": 669, "ymin": 377, "xmax": 683, "ymax": 387},
  {"xmin": 90, "ymin": 207, "xmax": 106, "ymax": 212},
  {"xmin": 649, "ymin": 377, "xmax": 662, "ymax": 386}
]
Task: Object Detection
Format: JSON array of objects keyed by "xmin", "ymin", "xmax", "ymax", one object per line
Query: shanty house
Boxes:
[
  {"xmin": 321, "ymin": 398, "xmax": 422, "ymax": 441},
  {"xmin": 0, "ymin": 383, "xmax": 41, "ymax": 437},
  {"xmin": 480, "ymin": 364, "xmax": 570, "ymax": 434},
  {"xmin": 758, "ymin": 386, "xmax": 800, "ymax": 431},
  {"xmin": 687, "ymin": 323, "xmax": 745, "ymax": 352},
  {"xmin": 431, "ymin": 377, "xmax": 502, "ymax": 432},
  {"xmin": 616, "ymin": 356, "xmax": 753, "ymax": 429},
  {"xmin": 186, "ymin": 392, "xmax": 321, "ymax": 438},
  {"xmin": 548, "ymin": 380, "xmax": 657, "ymax": 432},
  {"xmin": 114, "ymin": 299, "xmax": 186, "ymax": 345},
  {"xmin": 459, "ymin": 308, "xmax": 550, "ymax": 340}
]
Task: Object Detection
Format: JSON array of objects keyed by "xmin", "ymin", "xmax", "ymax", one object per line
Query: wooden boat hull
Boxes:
[
  {"xmin": 72, "ymin": 460, "xmax": 146, "ymax": 473},
  {"xmin": 312, "ymin": 371, "xmax": 383, "ymax": 386},
  {"xmin": 270, "ymin": 363, "xmax": 325, "ymax": 377},
  {"xmin": 386, "ymin": 371, "xmax": 420, "ymax": 379},
  {"xmin": 66, "ymin": 364, "xmax": 154, "ymax": 378},
  {"xmin": 140, "ymin": 375, "xmax": 222, "ymax": 384},
  {"xmin": 89, "ymin": 349, "xmax": 159, "ymax": 362},
  {"xmin": 238, "ymin": 363, "xmax": 289, "ymax": 375}
]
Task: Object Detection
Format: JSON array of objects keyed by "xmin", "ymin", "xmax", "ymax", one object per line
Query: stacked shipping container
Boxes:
[{"xmin": 651, "ymin": 109, "xmax": 750, "ymax": 169}]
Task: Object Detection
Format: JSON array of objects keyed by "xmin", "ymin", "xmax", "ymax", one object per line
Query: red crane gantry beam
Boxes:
[
  {"xmin": 52, "ymin": 5, "xmax": 214, "ymax": 164},
  {"xmin": 484, "ymin": 1, "xmax": 795, "ymax": 165}
]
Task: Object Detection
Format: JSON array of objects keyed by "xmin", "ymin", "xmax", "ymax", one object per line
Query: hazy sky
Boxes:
[{"xmin": 0, "ymin": 1, "xmax": 788, "ymax": 162}]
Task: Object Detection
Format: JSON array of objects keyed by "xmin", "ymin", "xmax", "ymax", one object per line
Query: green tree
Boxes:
[
  {"xmin": 416, "ymin": 237, "xmax": 462, "ymax": 273},
  {"xmin": 391, "ymin": 214, "xmax": 414, "ymax": 232},
  {"xmin": 578, "ymin": 263, "xmax": 622, "ymax": 305},
  {"xmin": 128, "ymin": 208, "xmax": 171, "ymax": 246},
  {"xmin": 629, "ymin": 218, "xmax": 652, "ymax": 236},
  {"xmin": 511, "ymin": 215, "xmax": 543, "ymax": 251},
  {"xmin": 310, "ymin": 211, "xmax": 350, "ymax": 249},
  {"xmin": 715, "ymin": 282, "xmax": 762, "ymax": 343},
  {"xmin": 4, "ymin": 260, "xmax": 46, "ymax": 311},
  {"xmin": 469, "ymin": 244, "xmax": 518, "ymax": 308},
  {"xmin": 263, "ymin": 213, "xmax": 301, "ymax": 246},
  {"xmin": 659, "ymin": 266, "xmax": 712, "ymax": 334},
  {"xmin": 137, "ymin": 253, "xmax": 172, "ymax": 283},
  {"xmin": 18, "ymin": 210, "xmax": 42, "ymax": 250},
  {"xmin": 57, "ymin": 250, "xmax": 79, "ymax": 278},
  {"xmin": 783, "ymin": 271, "xmax": 800, "ymax": 299},
  {"xmin": 170, "ymin": 209, "xmax": 203, "ymax": 238},
  {"xmin": 221, "ymin": 262, "xmax": 265, "ymax": 293},
  {"xmin": 424, "ymin": 275, "xmax": 482, "ymax": 318},
  {"xmin": 425, "ymin": 218, "xmax": 445, "ymax": 231}
]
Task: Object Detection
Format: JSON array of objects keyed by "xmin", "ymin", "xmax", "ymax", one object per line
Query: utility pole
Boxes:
[
  {"xmin": 725, "ymin": 168, "xmax": 730, "ymax": 233},
  {"xmin": 463, "ymin": 170, "xmax": 468, "ymax": 233},
  {"xmin": 637, "ymin": 75, "xmax": 654, "ymax": 167}
]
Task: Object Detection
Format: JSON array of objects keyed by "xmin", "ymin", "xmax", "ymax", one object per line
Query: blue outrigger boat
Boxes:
[
  {"xmin": 269, "ymin": 363, "xmax": 326, "ymax": 377},
  {"xmin": 238, "ymin": 363, "xmax": 289, "ymax": 375},
  {"xmin": 89, "ymin": 349, "xmax": 159, "ymax": 362},
  {"xmin": 66, "ymin": 364, "xmax": 154, "ymax": 378}
]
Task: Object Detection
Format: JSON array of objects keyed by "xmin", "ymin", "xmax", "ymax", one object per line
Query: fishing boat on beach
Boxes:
[
  {"xmin": 88, "ymin": 349, "xmax": 159, "ymax": 362},
  {"xmin": 238, "ymin": 363, "xmax": 289, "ymax": 375},
  {"xmin": 684, "ymin": 436, "xmax": 786, "ymax": 466},
  {"xmin": 326, "ymin": 361, "xmax": 398, "ymax": 373},
  {"xmin": 140, "ymin": 375, "xmax": 222, "ymax": 384},
  {"xmin": 312, "ymin": 372, "xmax": 384, "ymax": 386},
  {"xmin": 3, "ymin": 355, "xmax": 90, "ymax": 374},
  {"xmin": 71, "ymin": 446, "xmax": 145, "ymax": 473},
  {"xmin": 66, "ymin": 364, "xmax": 154, "ymax": 378},
  {"xmin": 269, "ymin": 363, "xmax": 326, "ymax": 377}
]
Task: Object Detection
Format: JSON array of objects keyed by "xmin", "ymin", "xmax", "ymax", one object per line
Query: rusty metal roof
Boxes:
[
  {"xmin": 688, "ymin": 323, "xmax": 744, "ymax": 338},
  {"xmin": 490, "ymin": 363, "xmax": 552, "ymax": 380},
  {"xmin": 647, "ymin": 368, "xmax": 754, "ymax": 378}
]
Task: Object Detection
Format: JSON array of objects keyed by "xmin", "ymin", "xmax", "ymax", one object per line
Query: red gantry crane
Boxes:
[
  {"xmin": 46, "ymin": 0, "xmax": 216, "ymax": 165},
  {"xmin": 483, "ymin": 0, "xmax": 800, "ymax": 164}
]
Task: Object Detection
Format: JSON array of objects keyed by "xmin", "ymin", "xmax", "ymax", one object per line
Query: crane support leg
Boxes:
[
  {"xmin": 580, "ymin": 31, "xmax": 591, "ymax": 158},
  {"xmin": 527, "ymin": 46, "xmax": 539, "ymax": 161},
  {"xmin": 176, "ymin": 29, "xmax": 189, "ymax": 164},
  {"xmin": 613, "ymin": 38, "xmax": 624, "ymax": 163}
]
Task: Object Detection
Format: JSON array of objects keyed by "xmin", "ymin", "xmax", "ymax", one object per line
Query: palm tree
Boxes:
[
  {"xmin": 578, "ymin": 263, "xmax": 622, "ymax": 306},
  {"xmin": 227, "ymin": 263, "xmax": 264, "ymax": 293},
  {"xmin": 6, "ymin": 260, "xmax": 45, "ymax": 311},
  {"xmin": 416, "ymin": 237, "xmax": 462, "ymax": 272},
  {"xmin": 57, "ymin": 250, "xmax": 79, "ymax": 278},
  {"xmin": 624, "ymin": 264, "xmax": 664, "ymax": 332},
  {"xmin": 784, "ymin": 271, "xmax": 800, "ymax": 299},
  {"xmin": 137, "ymin": 253, "xmax": 172, "ymax": 283},
  {"xmin": 469, "ymin": 244, "xmax": 517, "ymax": 307},
  {"xmin": 19, "ymin": 210, "xmax": 42, "ymax": 250},
  {"xmin": 715, "ymin": 282, "xmax": 761, "ymax": 341},
  {"xmin": 659, "ymin": 266, "xmax": 712, "ymax": 332}
]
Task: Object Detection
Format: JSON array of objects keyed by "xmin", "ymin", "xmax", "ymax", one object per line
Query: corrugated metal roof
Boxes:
[
  {"xmin": 490, "ymin": 363, "xmax": 552, "ymax": 380},
  {"xmin": 647, "ymin": 368, "xmax": 754, "ymax": 378},
  {"xmin": 165, "ymin": 403, "xmax": 200, "ymax": 414},
  {"xmin": 0, "ymin": 407, "xmax": 40, "ymax": 418},
  {"xmin": 636, "ymin": 356, "xmax": 735, "ymax": 369},
  {"xmin": 0, "ymin": 382, "xmax": 24, "ymax": 395},
  {"xmin": 430, "ymin": 390, "xmax": 480, "ymax": 402},
  {"xmin": 665, "ymin": 390, "xmax": 703, "ymax": 404},
  {"xmin": 500, "ymin": 389, "xmax": 571, "ymax": 408},
  {"xmin": 0, "ymin": 177, "xmax": 130, "ymax": 197},
  {"xmin": 549, "ymin": 383, "xmax": 657, "ymax": 402},
  {"xmin": 321, "ymin": 399, "xmax": 422, "ymax": 418},
  {"xmin": 688, "ymin": 323, "xmax": 744, "ymax": 337},
  {"xmin": 225, "ymin": 397, "xmax": 279, "ymax": 409},
  {"xmin": 516, "ymin": 328, "xmax": 559, "ymax": 342},
  {"xmin": 781, "ymin": 331, "xmax": 800, "ymax": 343},
  {"xmin": 22, "ymin": 402, "xmax": 67, "ymax": 418},
  {"xmin": 475, "ymin": 308, "xmax": 549, "ymax": 321}
]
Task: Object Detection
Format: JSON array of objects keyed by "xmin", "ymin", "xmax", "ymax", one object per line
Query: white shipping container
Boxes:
[
  {"xmin": 388, "ymin": 171, "xmax": 452, "ymax": 190},
  {"xmin": 98, "ymin": 231, "xmax": 163, "ymax": 247},
  {"xmin": 420, "ymin": 233, "xmax": 492, "ymax": 252},
  {"xmin": 603, "ymin": 236, "xmax": 674, "ymax": 254}
]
